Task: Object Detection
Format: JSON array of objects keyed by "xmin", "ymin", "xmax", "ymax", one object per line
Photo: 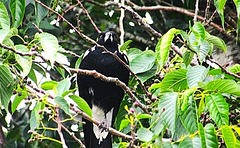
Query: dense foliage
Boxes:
[{"xmin": 0, "ymin": 0, "xmax": 239, "ymax": 148}]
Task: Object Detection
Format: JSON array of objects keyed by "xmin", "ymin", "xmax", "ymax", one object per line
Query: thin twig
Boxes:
[
  {"xmin": 119, "ymin": 0, "xmax": 125, "ymax": 45},
  {"xmin": 193, "ymin": 0, "xmax": 199, "ymax": 23},
  {"xmin": 204, "ymin": 0, "xmax": 211, "ymax": 23},
  {"xmin": 56, "ymin": 108, "xmax": 68, "ymax": 148},
  {"xmin": 77, "ymin": 0, "xmax": 101, "ymax": 33},
  {"xmin": 207, "ymin": 56, "xmax": 240, "ymax": 79}
]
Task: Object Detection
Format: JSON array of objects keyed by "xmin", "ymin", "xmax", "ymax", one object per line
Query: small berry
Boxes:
[
  {"xmin": 38, "ymin": 110, "xmax": 43, "ymax": 114},
  {"xmin": 147, "ymin": 92, "xmax": 152, "ymax": 98},
  {"xmin": 18, "ymin": 92, "xmax": 22, "ymax": 96},
  {"xmin": 70, "ymin": 103, "xmax": 74, "ymax": 107},
  {"xmin": 133, "ymin": 101, "xmax": 139, "ymax": 107},
  {"xmin": 200, "ymin": 114, "xmax": 204, "ymax": 118},
  {"xmin": 237, "ymin": 123, "xmax": 240, "ymax": 127},
  {"xmin": 151, "ymin": 97, "xmax": 157, "ymax": 102},
  {"xmin": 28, "ymin": 130, "xmax": 33, "ymax": 134},
  {"xmin": 23, "ymin": 42, "xmax": 28, "ymax": 45},
  {"xmin": 27, "ymin": 81, "xmax": 31, "ymax": 85},
  {"xmin": 129, "ymin": 108, "xmax": 135, "ymax": 114},
  {"xmin": 13, "ymin": 90, "xmax": 17, "ymax": 94},
  {"xmin": 154, "ymin": 79, "xmax": 160, "ymax": 83},
  {"xmin": 162, "ymin": 107, "xmax": 166, "ymax": 112},
  {"xmin": 154, "ymin": 108, "xmax": 159, "ymax": 112},
  {"xmin": 39, "ymin": 99, "xmax": 43, "ymax": 102},
  {"xmin": 28, "ymin": 139, "xmax": 33, "ymax": 143}
]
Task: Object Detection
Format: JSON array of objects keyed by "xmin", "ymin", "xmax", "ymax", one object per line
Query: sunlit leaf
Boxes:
[
  {"xmin": 9, "ymin": 0, "xmax": 25, "ymax": 28},
  {"xmin": 69, "ymin": 95, "xmax": 92, "ymax": 118}
]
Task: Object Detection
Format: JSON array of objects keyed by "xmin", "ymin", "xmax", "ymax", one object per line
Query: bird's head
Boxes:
[{"xmin": 97, "ymin": 31, "xmax": 118, "ymax": 51}]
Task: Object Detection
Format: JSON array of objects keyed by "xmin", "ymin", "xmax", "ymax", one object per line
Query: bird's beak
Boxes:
[{"xmin": 104, "ymin": 32, "xmax": 113, "ymax": 42}]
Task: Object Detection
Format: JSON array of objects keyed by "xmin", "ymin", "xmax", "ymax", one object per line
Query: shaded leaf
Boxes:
[
  {"xmin": 137, "ymin": 127, "xmax": 153, "ymax": 142},
  {"xmin": 15, "ymin": 45, "xmax": 32, "ymax": 78},
  {"xmin": 187, "ymin": 65, "xmax": 208, "ymax": 88},
  {"xmin": 203, "ymin": 79, "xmax": 240, "ymax": 96},
  {"xmin": 159, "ymin": 93, "xmax": 178, "ymax": 133},
  {"xmin": 206, "ymin": 32, "xmax": 227, "ymax": 52},
  {"xmin": 0, "ymin": 2, "xmax": 10, "ymax": 29},
  {"xmin": 130, "ymin": 50, "xmax": 155, "ymax": 74},
  {"xmin": 55, "ymin": 96, "xmax": 70, "ymax": 115},
  {"xmin": 69, "ymin": 95, "xmax": 92, "ymax": 117},
  {"xmin": 198, "ymin": 123, "xmax": 207, "ymax": 148},
  {"xmin": 205, "ymin": 93, "xmax": 229, "ymax": 128},
  {"xmin": 205, "ymin": 123, "xmax": 218, "ymax": 148},
  {"xmin": 214, "ymin": 0, "xmax": 227, "ymax": 29},
  {"xmin": 9, "ymin": 0, "xmax": 25, "ymax": 28}
]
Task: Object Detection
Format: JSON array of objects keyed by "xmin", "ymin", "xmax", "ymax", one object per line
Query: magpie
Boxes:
[{"xmin": 77, "ymin": 31, "xmax": 129, "ymax": 148}]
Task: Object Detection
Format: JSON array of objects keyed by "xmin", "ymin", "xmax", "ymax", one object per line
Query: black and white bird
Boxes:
[{"xmin": 77, "ymin": 31, "xmax": 129, "ymax": 148}]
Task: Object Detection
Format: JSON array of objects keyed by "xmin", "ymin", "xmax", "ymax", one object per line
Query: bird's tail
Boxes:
[{"xmin": 83, "ymin": 119, "xmax": 112, "ymax": 148}]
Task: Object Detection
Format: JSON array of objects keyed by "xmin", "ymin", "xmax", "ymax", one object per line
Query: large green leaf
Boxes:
[
  {"xmin": 205, "ymin": 123, "xmax": 218, "ymax": 148},
  {"xmin": 55, "ymin": 96, "xmax": 70, "ymax": 115},
  {"xmin": 35, "ymin": 0, "xmax": 50, "ymax": 26},
  {"xmin": 199, "ymin": 41, "xmax": 213, "ymax": 62},
  {"xmin": 203, "ymin": 79, "xmax": 240, "ymax": 96},
  {"xmin": 69, "ymin": 95, "xmax": 92, "ymax": 118},
  {"xmin": 179, "ymin": 136, "xmax": 193, "ymax": 148},
  {"xmin": 137, "ymin": 64, "xmax": 157, "ymax": 83},
  {"xmin": 56, "ymin": 78, "xmax": 70, "ymax": 96},
  {"xmin": 130, "ymin": 50, "xmax": 156, "ymax": 74},
  {"xmin": 137, "ymin": 127, "xmax": 153, "ymax": 142},
  {"xmin": 0, "ymin": 65, "xmax": 14, "ymax": 111},
  {"xmin": 0, "ymin": 2, "xmax": 10, "ymax": 29},
  {"xmin": 192, "ymin": 22, "xmax": 206, "ymax": 44},
  {"xmin": 158, "ymin": 93, "xmax": 178, "ymax": 133},
  {"xmin": 15, "ymin": 45, "xmax": 32, "ymax": 78},
  {"xmin": 0, "ymin": 29, "xmax": 10, "ymax": 43},
  {"xmin": 180, "ymin": 96, "xmax": 198, "ymax": 134},
  {"xmin": 156, "ymin": 28, "xmax": 180, "ymax": 71},
  {"xmin": 205, "ymin": 93, "xmax": 229, "ymax": 128},
  {"xmin": 9, "ymin": 0, "xmax": 25, "ymax": 28},
  {"xmin": 206, "ymin": 32, "xmax": 227, "ymax": 52},
  {"xmin": 36, "ymin": 32, "xmax": 58, "ymax": 66},
  {"xmin": 30, "ymin": 101, "xmax": 44, "ymax": 131},
  {"xmin": 127, "ymin": 48, "xmax": 142, "ymax": 62},
  {"xmin": 222, "ymin": 125, "xmax": 236, "ymax": 148},
  {"xmin": 183, "ymin": 49, "xmax": 194, "ymax": 67},
  {"xmin": 233, "ymin": 0, "xmax": 240, "ymax": 39},
  {"xmin": 198, "ymin": 123, "xmax": 207, "ymax": 148},
  {"xmin": 227, "ymin": 64, "xmax": 240, "ymax": 74},
  {"xmin": 11, "ymin": 87, "xmax": 28, "ymax": 113},
  {"xmin": 41, "ymin": 81, "xmax": 58, "ymax": 90},
  {"xmin": 161, "ymin": 69, "xmax": 188, "ymax": 92},
  {"xmin": 187, "ymin": 65, "xmax": 208, "ymax": 88},
  {"xmin": 214, "ymin": 0, "xmax": 227, "ymax": 29}
]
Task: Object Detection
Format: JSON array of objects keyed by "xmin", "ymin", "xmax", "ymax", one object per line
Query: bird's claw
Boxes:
[{"xmin": 98, "ymin": 121, "xmax": 109, "ymax": 132}]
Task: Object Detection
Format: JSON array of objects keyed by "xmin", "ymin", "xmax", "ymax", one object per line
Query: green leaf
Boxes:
[
  {"xmin": 9, "ymin": 0, "xmax": 25, "ymax": 28},
  {"xmin": 205, "ymin": 123, "xmax": 218, "ymax": 148},
  {"xmin": 130, "ymin": 50, "xmax": 156, "ymax": 74},
  {"xmin": 119, "ymin": 119, "xmax": 129, "ymax": 131},
  {"xmin": 11, "ymin": 87, "xmax": 28, "ymax": 113},
  {"xmin": 222, "ymin": 125, "xmax": 236, "ymax": 148},
  {"xmin": 198, "ymin": 123, "xmax": 207, "ymax": 148},
  {"xmin": 156, "ymin": 28, "xmax": 180, "ymax": 71},
  {"xmin": 183, "ymin": 49, "xmax": 194, "ymax": 67},
  {"xmin": 15, "ymin": 45, "xmax": 32, "ymax": 78},
  {"xmin": 120, "ymin": 40, "xmax": 132, "ymax": 51},
  {"xmin": 158, "ymin": 92, "xmax": 178, "ymax": 133},
  {"xmin": 69, "ymin": 95, "xmax": 92, "ymax": 117},
  {"xmin": 206, "ymin": 32, "xmax": 227, "ymax": 52},
  {"xmin": 137, "ymin": 114, "xmax": 152, "ymax": 120},
  {"xmin": 233, "ymin": 0, "xmax": 240, "ymax": 40},
  {"xmin": 55, "ymin": 96, "xmax": 70, "ymax": 115},
  {"xmin": 214, "ymin": 0, "xmax": 227, "ymax": 29},
  {"xmin": 204, "ymin": 79, "xmax": 240, "ymax": 96},
  {"xmin": 127, "ymin": 48, "xmax": 142, "ymax": 62},
  {"xmin": 75, "ymin": 57, "xmax": 82, "ymax": 69},
  {"xmin": 180, "ymin": 96, "xmax": 198, "ymax": 134},
  {"xmin": 56, "ymin": 78, "xmax": 70, "ymax": 96},
  {"xmin": 179, "ymin": 136, "xmax": 193, "ymax": 148},
  {"xmin": 28, "ymin": 68, "xmax": 37, "ymax": 84},
  {"xmin": 205, "ymin": 93, "xmax": 229, "ymax": 128},
  {"xmin": 0, "ymin": 65, "xmax": 14, "ymax": 111},
  {"xmin": 137, "ymin": 127, "xmax": 153, "ymax": 142},
  {"xmin": 37, "ymin": 32, "xmax": 58, "ymax": 66},
  {"xmin": 137, "ymin": 64, "xmax": 157, "ymax": 83},
  {"xmin": 0, "ymin": 29, "xmax": 10, "ymax": 43},
  {"xmin": 41, "ymin": 81, "xmax": 58, "ymax": 90},
  {"xmin": 192, "ymin": 22, "xmax": 206, "ymax": 43},
  {"xmin": 35, "ymin": 0, "xmax": 50, "ymax": 26},
  {"xmin": 187, "ymin": 66, "xmax": 209, "ymax": 88},
  {"xmin": 0, "ymin": 2, "xmax": 10, "ymax": 29},
  {"xmin": 30, "ymin": 101, "xmax": 44, "ymax": 131},
  {"xmin": 199, "ymin": 41, "xmax": 213, "ymax": 62},
  {"xmin": 227, "ymin": 64, "xmax": 240, "ymax": 74},
  {"xmin": 161, "ymin": 69, "xmax": 188, "ymax": 92}
]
